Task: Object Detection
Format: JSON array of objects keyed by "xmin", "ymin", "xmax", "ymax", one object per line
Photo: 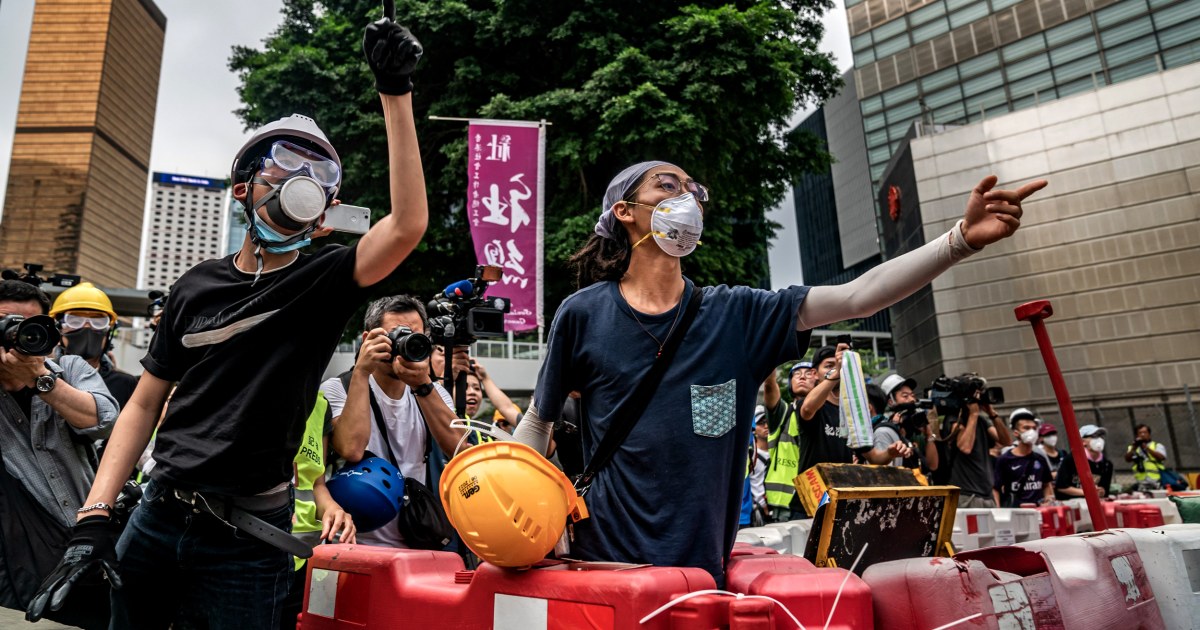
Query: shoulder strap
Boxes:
[
  {"xmin": 363, "ymin": 378, "xmax": 400, "ymax": 467},
  {"xmin": 575, "ymin": 284, "xmax": 705, "ymax": 491}
]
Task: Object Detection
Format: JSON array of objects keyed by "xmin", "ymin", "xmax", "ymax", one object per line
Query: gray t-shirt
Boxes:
[
  {"xmin": 947, "ymin": 413, "xmax": 994, "ymax": 497},
  {"xmin": 873, "ymin": 425, "xmax": 904, "ymax": 467}
]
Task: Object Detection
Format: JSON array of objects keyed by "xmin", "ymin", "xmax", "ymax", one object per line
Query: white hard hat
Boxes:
[
  {"xmin": 1009, "ymin": 408, "xmax": 1036, "ymax": 423},
  {"xmin": 230, "ymin": 113, "xmax": 341, "ymax": 187}
]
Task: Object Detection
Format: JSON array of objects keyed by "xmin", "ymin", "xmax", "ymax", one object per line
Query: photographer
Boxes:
[
  {"xmin": 992, "ymin": 413, "xmax": 1053, "ymax": 507},
  {"xmin": 943, "ymin": 375, "xmax": 1012, "ymax": 508},
  {"xmin": 0, "ymin": 280, "xmax": 116, "ymax": 620},
  {"xmin": 28, "ymin": 14, "xmax": 431, "ymax": 627},
  {"xmin": 872, "ymin": 374, "xmax": 938, "ymax": 473},
  {"xmin": 1124, "ymin": 424, "xmax": 1167, "ymax": 490},
  {"xmin": 760, "ymin": 360, "xmax": 813, "ymax": 522},
  {"xmin": 323, "ymin": 295, "xmax": 464, "ymax": 548}
]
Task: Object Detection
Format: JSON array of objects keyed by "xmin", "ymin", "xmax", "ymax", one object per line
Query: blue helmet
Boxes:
[{"xmin": 326, "ymin": 456, "xmax": 405, "ymax": 533}]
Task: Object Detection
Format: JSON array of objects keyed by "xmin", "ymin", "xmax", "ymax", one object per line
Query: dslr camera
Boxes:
[
  {"xmin": 929, "ymin": 373, "xmax": 1004, "ymax": 415},
  {"xmin": 388, "ymin": 325, "xmax": 432, "ymax": 363},
  {"xmin": 0, "ymin": 314, "xmax": 61, "ymax": 356},
  {"xmin": 426, "ymin": 265, "xmax": 511, "ymax": 348},
  {"xmin": 888, "ymin": 399, "xmax": 935, "ymax": 434}
]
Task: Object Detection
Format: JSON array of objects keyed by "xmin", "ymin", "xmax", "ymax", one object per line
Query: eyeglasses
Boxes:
[
  {"xmin": 61, "ymin": 313, "xmax": 110, "ymax": 331},
  {"xmin": 265, "ymin": 140, "xmax": 340, "ymax": 187},
  {"xmin": 629, "ymin": 172, "xmax": 710, "ymax": 203}
]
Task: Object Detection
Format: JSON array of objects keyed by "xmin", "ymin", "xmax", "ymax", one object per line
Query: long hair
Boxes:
[{"xmin": 569, "ymin": 228, "xmax": 632, "ymax": 289}]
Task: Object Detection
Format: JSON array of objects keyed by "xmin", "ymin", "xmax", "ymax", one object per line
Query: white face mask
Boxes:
[
  {"xmin": 632, "ymin": 193, "xmax": 703, "ymax": 257},
  {"xmin": 1019, "ymin": 429, "xmax": 1038, "ymax": 445},
  {"xmin": 1090, "ymin": 437, "xmax": 1105, "ymax": 452},
  {"xmin": 1042, "ymin": 435, "xmax": 1058, "ymax": 448}
]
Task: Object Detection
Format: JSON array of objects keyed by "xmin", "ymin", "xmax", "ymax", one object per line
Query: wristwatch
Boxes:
[
  {"xmin": 412, "ymin": 382, "xmax": 436, "ymax": 398},
  {"xmin": 824, "ymin": 368, "xmax": 840, "ymax": 382},
  {"xmin": 34, "ymin": 368, "xmax": 62, "ymax": 394}
]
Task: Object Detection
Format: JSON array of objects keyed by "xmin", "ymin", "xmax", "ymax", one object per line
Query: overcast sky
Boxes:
[{"xmin": 0, "ymin": 0, "xmax": 851, "ymax": 287}]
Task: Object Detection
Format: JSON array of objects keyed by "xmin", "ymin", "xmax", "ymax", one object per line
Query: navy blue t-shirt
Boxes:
[
  {"xmin": 993, "ymin": 450, "xmax": 1053, "ymax": 507},
  {"xmin": 533, "ymin": 277, "xmax": 809, "ymax": 583}
]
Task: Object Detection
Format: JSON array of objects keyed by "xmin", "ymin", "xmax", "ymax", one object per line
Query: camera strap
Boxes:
[{"xmin": 574, "ymin": 284, "xmax": 704, "ymax": 495}]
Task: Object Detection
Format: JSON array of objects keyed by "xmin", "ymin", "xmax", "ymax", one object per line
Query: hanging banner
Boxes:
[{"xmin": 466, "ymin": 120, "xmax": 545, "ymax": 331}]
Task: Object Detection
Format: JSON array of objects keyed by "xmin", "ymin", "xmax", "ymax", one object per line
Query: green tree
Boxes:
[{"xmin": 230, "ymin": 0, "xmax": 839, "ymax": 333}]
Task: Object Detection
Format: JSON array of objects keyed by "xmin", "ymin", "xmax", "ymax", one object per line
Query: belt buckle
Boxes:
[{"xmin": 174, "ymin": 488, "xmax": 202, "ymax": 513}]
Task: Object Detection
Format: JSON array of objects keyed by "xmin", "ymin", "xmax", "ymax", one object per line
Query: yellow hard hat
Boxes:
[
  {"xmin": 440, "ymin": 440, "xmax": 587, "ymax": 568},
  {"xmin": 49, "ymin": 282, "xmax": 117, "ymax": 322}
]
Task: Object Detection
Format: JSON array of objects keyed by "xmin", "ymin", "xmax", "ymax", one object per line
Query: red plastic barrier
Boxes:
[
  {"xmin": 730, "ymin": 542, "xmax": 780, "ymax": 558},
  {"xmin": 724, "ymin": 554, "xmax": 873, "ymax": 630},
  {"xmin": 1104, "ymin": 503, "xmax": 1166, "ymax": 529},
  {"xmin": 1036, "ymin": 505, "xmax": 1076, "ymax": 538},
  {"xmin": 862, "ymin": 530, "xmax": 1164, "ymax": 629},
  {"xmin": 299, "ymin": 544, "xmax": 863, "ymax": 629}
]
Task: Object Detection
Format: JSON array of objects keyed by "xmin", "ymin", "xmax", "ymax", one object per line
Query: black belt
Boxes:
[{"xmin": 166, "ymin": 485, "xmax": 313, "ymax": 559}]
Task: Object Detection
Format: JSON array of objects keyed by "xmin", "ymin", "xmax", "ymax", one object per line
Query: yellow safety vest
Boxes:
[
  {"xmin": 1128, "ymin": 440, "xmax": 1166, "ymax": 482},
  {"xmin": 764, "ymin": 406, "xmax": 802, "ymax": 509},
  {"xmin": 292, "ymin": 393, "xmax": 329, "ymax": 570}
]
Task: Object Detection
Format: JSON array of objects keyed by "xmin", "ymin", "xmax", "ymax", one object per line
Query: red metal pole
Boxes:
[{"xmin": 1015, "ymin": 300, "xmax": 1108, "ymax": 531}]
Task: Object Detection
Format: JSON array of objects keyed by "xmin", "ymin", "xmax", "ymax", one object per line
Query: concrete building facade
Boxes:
[
  {"xmin": 881, "ymin": 62, "xmax": 1199, "ymax": 465},
  {"xmin": 0, "ymin": 0, "xmax": 165, "ymax": 286},
  {"xmin": 142, "ymin": 172, "xmax": 228, "ymax": 292}
]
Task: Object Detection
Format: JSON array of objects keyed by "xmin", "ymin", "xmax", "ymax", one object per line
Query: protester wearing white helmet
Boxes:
[
  {"xmin": 873, "ymin": 373, "xmax": 939, "ymax": 473},
  {"xmin": 28, "ymin": 12, "xmax": 430, "ymax": 629}
]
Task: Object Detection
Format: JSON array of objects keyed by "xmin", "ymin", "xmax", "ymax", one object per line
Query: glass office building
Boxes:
[{"xmin": 847, "ymin": 0, "xmax": 1200, "ymax": 183}]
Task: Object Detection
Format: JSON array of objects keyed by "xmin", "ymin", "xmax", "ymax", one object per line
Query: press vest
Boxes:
[
  {"xmin": 764, "ymin": 405, "xmax": 802, "ymax": 509},
  {"xmin": 292, "ymin": 393, "xmax": 329, "ymax": 569},
  {"xmin": 1129, "ymin": 440, "xmax": 1166, "ymax": 482}
]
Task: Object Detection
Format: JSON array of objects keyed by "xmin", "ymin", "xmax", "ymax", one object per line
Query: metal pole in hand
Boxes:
[{"xmin": 1015, "ymin": 300, "xmax": 1108, "ymax": 530}]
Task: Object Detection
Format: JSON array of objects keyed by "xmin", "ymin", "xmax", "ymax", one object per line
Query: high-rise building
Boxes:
[
  {"xmin": 846, "ymin": 0, "xmax": 1200, "ymax": 185},
  {"xmin": 792, "ymin": 71, "xmax": 892, "ymax": 336},
  {"xmin": 877, "ymin": 63, "xmax": 1199, "ymax": 470},
  {"xmin": 0, "ymin": 0, "xmax": 166, "ymax": 286},
  {"xmin": 142, "ymin": 172, "xmax": 228, "ymax": 291}
]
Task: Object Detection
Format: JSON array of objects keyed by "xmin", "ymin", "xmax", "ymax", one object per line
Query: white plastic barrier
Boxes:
[
  {"xmin": 734, "ymin": 519, "xmax": 813, "ymax": 556},
  {"xmin": 951, "ymin": 508, "xmax": 1042, "ymax": 551},
  {"xmin": 1065, "ymin": 499, "xmax": 1094, "ymax": 533},
  {"xmin": 1116, "ymin": 524, "xmax": 1200, "ymax": 629}
]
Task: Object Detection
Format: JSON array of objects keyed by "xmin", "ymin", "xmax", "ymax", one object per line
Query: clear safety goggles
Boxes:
[
  {"xmin": 61, "ymin": 313, "xmax": 110, "ymax": 331},
  {"xmin": 632, "ymin": 172, "xmax": 710, "ymax": 203},
  {"xmin": 265, "ymin": 140, "xmax": 340, "ymax": 187}
]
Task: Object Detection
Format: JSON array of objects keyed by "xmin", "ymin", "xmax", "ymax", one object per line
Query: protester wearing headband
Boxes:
[{"xmin": 511, "ymin": 159, "xmax": 1045, "ymax": 583}]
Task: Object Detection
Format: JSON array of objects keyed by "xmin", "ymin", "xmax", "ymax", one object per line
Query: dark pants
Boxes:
[{"xmin": 110, "ymin": 480, "xmax": 292, "ymax": 630}]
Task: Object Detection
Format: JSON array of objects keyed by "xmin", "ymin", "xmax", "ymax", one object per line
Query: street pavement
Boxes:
[{"xmin": 0, "ymin": 607, "xmax": 72, "ymax": 629}]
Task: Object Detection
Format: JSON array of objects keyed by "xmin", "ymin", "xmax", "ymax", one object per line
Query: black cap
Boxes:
[{"xmin": 812, "ymin": 345, "xmax": 837, "ymax": 369}]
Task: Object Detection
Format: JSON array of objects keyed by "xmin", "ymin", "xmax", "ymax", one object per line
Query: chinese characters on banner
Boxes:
[{"xmin": 466, "ymin": 120, "xmax": 544, "ymax": 331}]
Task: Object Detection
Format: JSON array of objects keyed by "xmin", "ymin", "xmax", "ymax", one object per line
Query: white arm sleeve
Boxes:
[
  {"xmin": 797, "ymin": 220, "xmax": 982, "ymax": 330},
  {"xmin": 512, "ymin": 404, "xmax": 554, "ymax": 456}
]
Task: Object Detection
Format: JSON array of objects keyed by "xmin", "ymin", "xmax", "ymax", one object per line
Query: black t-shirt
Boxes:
[
  {"xmin": 143, "ymin": 245, "xmax": 369, "ymax": 495},
  {"xmin": 947, "ymin": 413, "xmax": 994, "ymax": 498},
  {"xmin": 11, "ymin": 388, "xmax": 34, "ymax": 422},
  {"xmin": 1055, "ymin": 454, "xmax": 1114, "ymax": 500},
  {"xmin": 993, "ymin": 450, "xmax": 1052, "ymax": 507},
  {"xmin": 798, "ymin": 400, "xmax": 860, "ymax": 472}
]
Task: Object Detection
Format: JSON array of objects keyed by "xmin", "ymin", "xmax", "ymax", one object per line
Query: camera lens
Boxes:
[
  {"xmin": 5, "ymin": 315, "xmax": 61, "ymax": 355},
  {"xmin": 397, "ymin": 334, "xmax": 432, "ymax": 363}
]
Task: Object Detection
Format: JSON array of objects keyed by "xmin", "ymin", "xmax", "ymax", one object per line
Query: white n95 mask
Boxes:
[{"xmin": 632, "ymin": 192, "xmax": 704, "ymax": 257}]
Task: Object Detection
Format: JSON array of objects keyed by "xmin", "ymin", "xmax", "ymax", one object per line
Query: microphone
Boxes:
[{"xmin": 442, "ymin": 279, "xmax": 474, "ymax": 298}]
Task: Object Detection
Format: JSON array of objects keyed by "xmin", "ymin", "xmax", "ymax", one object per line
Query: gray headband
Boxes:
[{"xmin": 594, "ymin": 160, "xmax": 674, "ymax": 240}]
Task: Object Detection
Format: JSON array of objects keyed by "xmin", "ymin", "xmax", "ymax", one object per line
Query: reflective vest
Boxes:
[
  {"xmin": 1128, "ymin": 440, "xmax": 1166, "ymax": 482},
  {"xmin": 764, "ymin": 405, "xmax": 802, "ymax": 509},
  {"xmin": 292, "ymin": 393, "xmax": 329, "ymax": 569}
]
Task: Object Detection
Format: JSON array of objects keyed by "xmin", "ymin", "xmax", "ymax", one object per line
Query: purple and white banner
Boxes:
[{"xmin": 466, "ymin": 120, "xmax": 545, "ymax": 331}]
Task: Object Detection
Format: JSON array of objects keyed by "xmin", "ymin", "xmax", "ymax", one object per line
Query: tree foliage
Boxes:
[{"xmin": 230, "ymin": 0, "xmax": 840, "ymax": 331}]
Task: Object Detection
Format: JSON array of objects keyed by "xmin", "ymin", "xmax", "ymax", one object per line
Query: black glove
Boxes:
[
  {"xmin": 25, "ymin": 515, "xmax": 123, "ymax": 622},
  {"xmin": 362, "ymin": 18, "xmax": 423, "ymax": 95}
]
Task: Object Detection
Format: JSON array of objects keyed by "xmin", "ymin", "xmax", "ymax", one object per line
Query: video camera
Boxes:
[
  {"xmin": 1, "ymin": 262, "xmax": 81, "ymax": 289},
  {"xmin": 928, "ymin": 373, "xmax": 1004, "ymax": 415},
  {"xmin": 0, "ymin": 314, "xmax": 61, "ymax": 355},
  {"xmin": 426, "ymin": 265, "xmax": 511, "ymax": 349}
]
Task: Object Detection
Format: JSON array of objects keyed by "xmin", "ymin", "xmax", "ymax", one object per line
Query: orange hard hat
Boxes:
[{"xmin": 440, "ymin": 439, "xmax": 587, "ymax": 568}]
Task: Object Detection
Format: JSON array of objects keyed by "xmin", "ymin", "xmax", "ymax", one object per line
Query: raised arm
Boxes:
[
  {"xmin": 797, "ymin": 177, "xmax": 1046, "ymax": 331},
  {"xmin": 354, "ymin": 19, "xmax": 428, "ymax": 287}
]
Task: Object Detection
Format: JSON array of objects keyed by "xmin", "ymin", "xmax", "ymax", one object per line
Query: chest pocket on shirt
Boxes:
[{"xmin": 690, "ymin": 379, "xmax": 736, "ymax": 438}]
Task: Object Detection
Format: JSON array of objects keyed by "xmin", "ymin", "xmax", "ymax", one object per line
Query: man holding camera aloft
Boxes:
[
  {"xmin": 944, "ymin": 377, "xmax": 1012, "ymax": 508},
  {"xmin": 27, "ymin": 12, "xmax": 431, "ymax": 628},
  {"xmin": 0, "ymin": 280, "xmax": 116, "ymax": 622},
  {"xmin": 323, "ymin": 295, "xmax": 465, "ymax": 549}
]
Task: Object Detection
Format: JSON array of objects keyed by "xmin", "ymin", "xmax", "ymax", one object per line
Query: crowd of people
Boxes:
[{"xmin": 0, "ymin": 11, "xmax": 1076, "ymax": 630}]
